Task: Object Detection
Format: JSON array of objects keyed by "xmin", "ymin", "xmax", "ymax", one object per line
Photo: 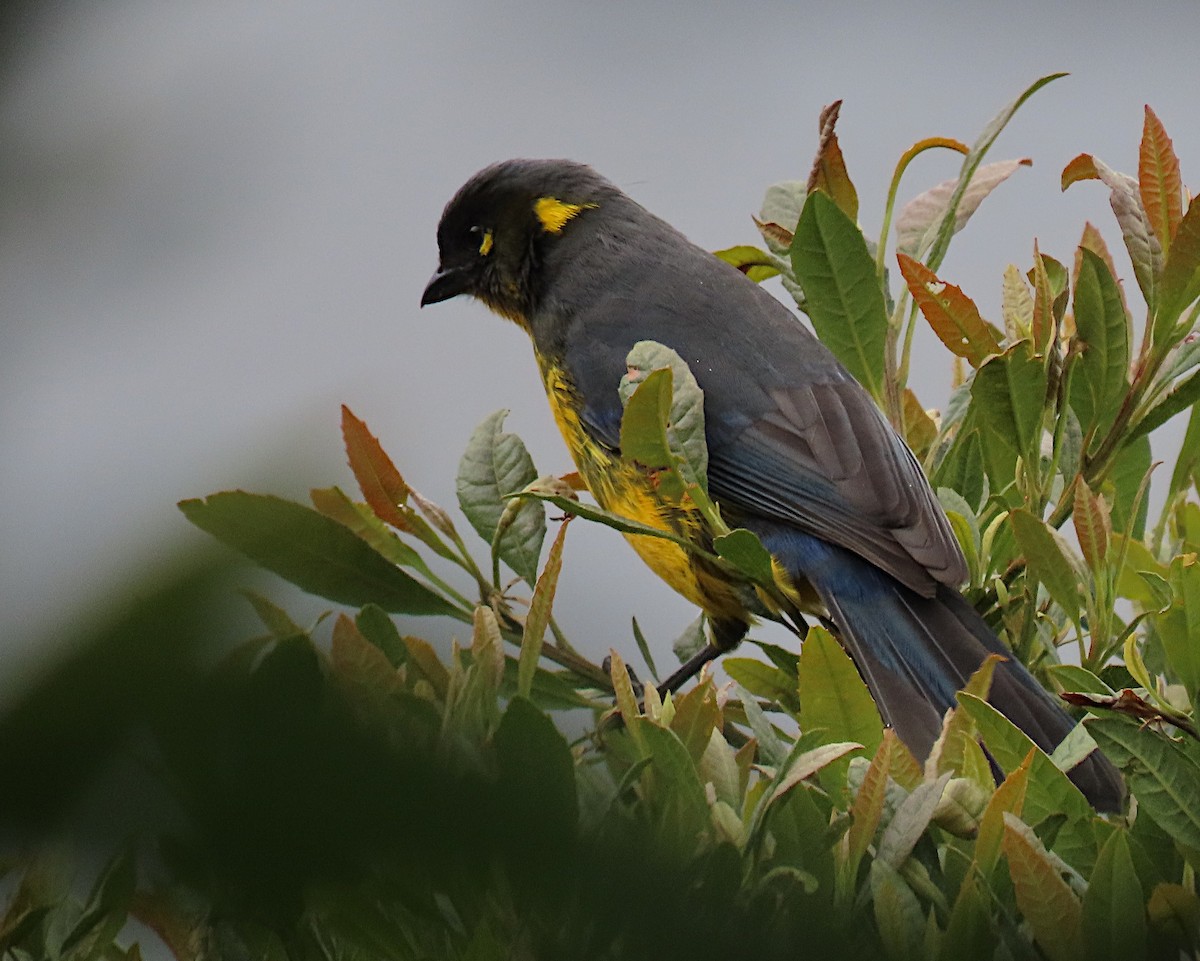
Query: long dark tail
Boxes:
[{"xmin": 801, "ymin": 550, "xmax": 1124, "ymax": 812}]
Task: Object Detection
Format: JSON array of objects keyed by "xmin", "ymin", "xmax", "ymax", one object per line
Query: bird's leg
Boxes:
[
  {"xmin": 655, "ymin": 616, "xmax": 748, "ymax": 697},
  {"xmin": 655, "ymin": 642, "xmax": 723, "ymax": 696}
]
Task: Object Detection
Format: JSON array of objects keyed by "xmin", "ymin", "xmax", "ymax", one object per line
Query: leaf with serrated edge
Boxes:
[
  {"xmin": 897, "ymin": 253, "xmax": 1001, "ymax": 365},
  {"xmin": 958, "ymin": 693, "xmax": 1092, "ymax": 825},
  {"xmin": 798, "ymin": 624, "xmax": 884, "ymax": 755},
  {"xmin": 1082, "ymin": 826, "xmax": 1146, "ymax": 961},
  {"xmin": 1139, "ymin": 105, "xmax": 1183, "ymax": 255},
  {"xmin": 341, "ymin": 405, "xmax": 410, "ymax": 529},
  {"xmin": 1088, "ymin": 717, "xmax": 1200, "ymax": 850},
  {"xmin": 1001, "ymin": 813, "xmax": 1083, "ymax": 961}
]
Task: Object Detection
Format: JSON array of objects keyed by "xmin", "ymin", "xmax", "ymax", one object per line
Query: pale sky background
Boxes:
[{"xmin": 2, "ymin": 0, "xmax": 1197, "ymax": 698}]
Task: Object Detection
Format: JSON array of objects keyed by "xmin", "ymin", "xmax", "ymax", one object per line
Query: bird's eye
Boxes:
[{"xmin": 469, "ymin": 225, "xmax": 494, "ymax": 256}]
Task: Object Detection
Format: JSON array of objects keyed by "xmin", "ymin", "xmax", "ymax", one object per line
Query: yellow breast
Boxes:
[{"xmin": 539, "ymin": 360, "xmax": 746, "ymax": 621}]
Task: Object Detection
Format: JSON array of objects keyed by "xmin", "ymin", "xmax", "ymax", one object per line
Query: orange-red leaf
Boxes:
[
  {"xmin": 1030, "ymin": 242, "xmax": 1056, "ymax": 352},
  {"xmin": 897, "ymin": 253, "xmax": 1002, "ymax": 366},
  {"xmin": 901, "ymin": 389, "xmax": 937, "ymax": 459},
  {"xmin": 341, "ymin": 405, "xmax": 410, "ymax": 529},
  {"xmin": 1001, "ymin": 813, "xmax": 1083, "ymax": 961},
  {"xmin": 1139, "ymin": 105, "xmax": 1183, "ymax": 253},
  {"xmin": 807, "ymin": 100, "xmax": 859, "ymax": 221},
  {"xmin": 1073, "ymin": 482, "xmax": 1111, "ymax": 571},
  {"xmin": 1061, "ymin": 153, "xmax": 1100, "ymax": 190}
]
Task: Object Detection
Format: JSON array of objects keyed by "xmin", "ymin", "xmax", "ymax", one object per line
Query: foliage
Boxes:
[{"xmin": 5, "ymin": 81, "xmax": 1200, "ymax": 960}]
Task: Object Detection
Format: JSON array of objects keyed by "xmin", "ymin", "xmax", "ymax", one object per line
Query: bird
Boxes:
[{"xmin": 420, "ymin": 158, "xmax": 1123, "ymax": 811}]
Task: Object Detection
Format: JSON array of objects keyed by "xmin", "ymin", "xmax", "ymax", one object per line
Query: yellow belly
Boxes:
[{"xmin": 539, "ymin": 361, "xmax": 747, "ymax": 622}]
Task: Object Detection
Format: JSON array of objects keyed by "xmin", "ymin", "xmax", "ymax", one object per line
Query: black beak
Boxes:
[{"xmin": 420, "ymin": 264, "xmax": 472, "ymax": 307}]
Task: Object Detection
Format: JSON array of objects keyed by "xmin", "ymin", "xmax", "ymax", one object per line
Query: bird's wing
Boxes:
[
  {"xmin": 557, "ymin": 282, "xmax": 964, "ymax": 597},
  {"xmin": 705, "ymin": 378, "xmax": 965, "ymax": 596}
]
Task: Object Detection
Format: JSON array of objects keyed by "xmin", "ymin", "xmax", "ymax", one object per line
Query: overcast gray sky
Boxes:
[{"xmin": 2, "ymin": 0, "xmax": 1197, "ymax": 692}]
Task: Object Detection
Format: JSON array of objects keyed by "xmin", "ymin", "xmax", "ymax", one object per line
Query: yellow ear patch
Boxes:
[
  {"xmin": 534, "ymin": 197, "xmax": 596, "ymax": 234},
  {"xmin": 478, "ymin": 228, "xmax": 494, "ymax": 256}
]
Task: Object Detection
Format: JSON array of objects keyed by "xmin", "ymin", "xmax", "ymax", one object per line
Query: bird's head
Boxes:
[{"xmin": 420, "ymin": 159, "xmax": 614, "ymax": 325}]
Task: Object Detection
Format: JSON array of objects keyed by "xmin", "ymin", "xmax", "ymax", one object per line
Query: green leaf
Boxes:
[
  {"xmin": 60, "ymin": 847, "xmax": 136, "ymax": 956},
  {"xmin": 1046, "ymin": 663, "xmax": 1112, "ymax": 696},
  {"xmin": 1155, "ymin": 554, "xmax": 1200, "ymax": 700},
  {"xmin": 456, "ymin": 410, "xmax": 545, "ymax": 585},
  {"xmin": 940, "ymin": 874, "xmax": 993, "ymax": 961},
  {"xmin": 768, "ymin": 740, "xmax": 864, "ymax": 804},
  {"xmin": 1070, "ymin": 249, "xmax": 1131, "ymax": 444},
  {"xmin": 1109, "ymin": 432, "xmax": 1151, "ymax": 539},
  {"xmin": 1156, "ymin": 197, "xmax": 1200, "ymax": 333},
  {"xmin": 957, "ymin": 692, "xmax": 1092, "ymax": 825},
  {"xmin": 734, "ymin": 681, "xmax": 787, "ymax": 767},
  {"xmin": 355, "ymin": 603, "xmax": 407, "ymax": 668},
  {"xmin": 629, "ymin": 719, "xmax": 710, "ymax": 848},
  {"xmin": 798, "ymin": 624, "xmax": 884, "ymax": 755},
  {"xmin": 878, "ymin": 772, "xmax": 951, "ymax": 868},
  {"xmin": 1082, "ymin": 829, "xmax": 1146, "ymax": 961},
  {"xmin": 620, "ymin": 341, "xmax": 711, "ymax": 506},
  {"xmin": 495, "ymin": 697, "xmax": 578, "ymax": 842},
  {"xmin": 723, "ymin": 657, "xmax": 800, "ymax": 713},
  {"xmin": 1168, "ymin": 402, "xmax": 1200, "ymax": 498},
  {"xmin": 1132, "ymin": 368, "xmax": 1200, "ymax": 442},
  {"xmin": 971, "ymin": 343, "xmax": 1048, "ymax": 490},
  {"xmin": 847, "ymin": 731, "xmax": 901, "ymax": 883},
  {"xmin": 510, "ymin": 488, "xmax": 700, "ymax": 555},
  {"xmin": 1001, "ymin": 812, "xmax": 1084, "ymax": 961},
  {"xmin": 518, "ymin": 521, "xmax": 568, "ymax": 698},
  {"xmin": 240, "ymin": 589, "xmax": 307, "ymax": 641},
  {"xmin": 1089, "ymin": 717, "xmax": 1200, "ymax": 850},
  {"xmin": 713, "ymin": 527, "xmax": 775, "ymax": 584},
  {"xmin": 179, "ymin": 492, "xmax": 460, "ymax": 617},
  {"xmin": 870, "ymin": 859, "xmax": 925, "ymax": 961},
  {"xmin": 790, "ymin": 190, "xmax": 889, "ymax": 400},
  {"xmin": 1010, "ymin": 508, "xmax": 1085, "ymax": 617},
  {"xmin": 713, "ymin": 244, "xmax": 781, "ymax": 283}
]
